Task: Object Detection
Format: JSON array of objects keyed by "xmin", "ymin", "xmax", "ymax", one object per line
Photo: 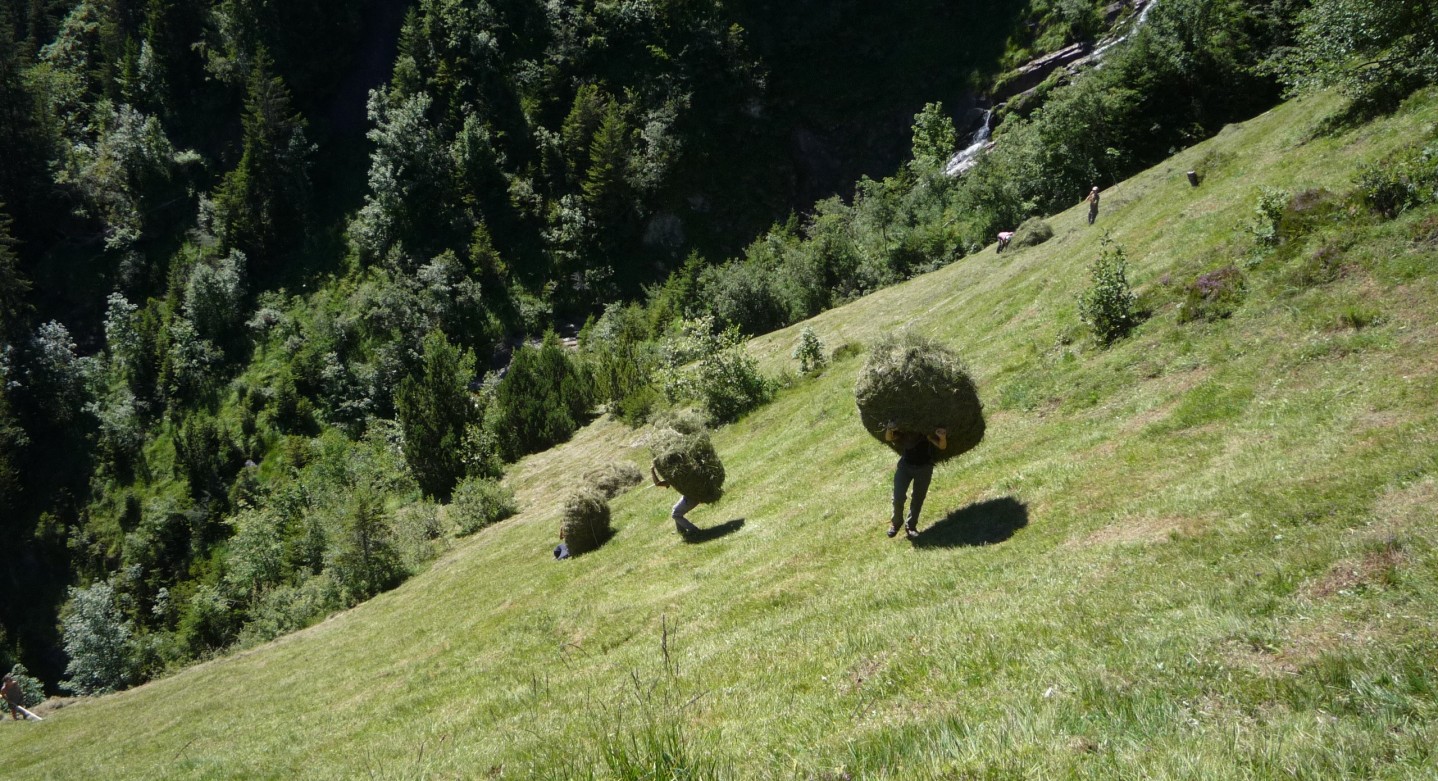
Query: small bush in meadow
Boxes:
[
  {"xmin": 450, "ymin": 476, "xmax": 518, "ymax": 535},
  {"xmin": 1178, "ymin": 265, "xmax": 1246, "ymax": 322},
  {"xmin": 1250, "ymin": 186, "xmax": 1291, "ymax": 247},
  {"xmin": 1077, "ymin": 239, "xmax": 1139, "ymax": 345},
  {"xmin": 792, "ymin": 326, "xmax": 826, "ymax": 374},
  {"xmin": 1358, "ymin": 142, "xmax": 1438, "ymax": 219}
]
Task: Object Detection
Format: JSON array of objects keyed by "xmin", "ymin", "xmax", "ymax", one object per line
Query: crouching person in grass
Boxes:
[
  {"xmin": 884, "ymin": 423, "xmax": 947, "ymax": 539},
  {"xmin": 651, "ymin": 464, "xmax": 701, "ymax": 536}
]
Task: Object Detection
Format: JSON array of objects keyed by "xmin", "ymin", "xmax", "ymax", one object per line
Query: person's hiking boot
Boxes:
[
  {"xmin": 905, "ymin": 524, "xmax": 919, "ymax": 541},
  {"xmin": 887, "ymin": 520, "xmax": 902, "ymax": 538},
  {"xmin": 675, "ymin": 518, "xmax": 698, "ymax": 536}
]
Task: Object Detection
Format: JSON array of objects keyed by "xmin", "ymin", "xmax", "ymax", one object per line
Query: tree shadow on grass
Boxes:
[
  {"xmin": 683, "ymin": 518, "xmax": 746, "ymax": 544},
  {"xmin": 911, "ymin": 497, "xmax": 1028, "ymax": 549}
]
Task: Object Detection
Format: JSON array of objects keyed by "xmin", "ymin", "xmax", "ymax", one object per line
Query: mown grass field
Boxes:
[{"xmin": 5, "ymin": 89, "xmax": 1438, "ymax": 779}]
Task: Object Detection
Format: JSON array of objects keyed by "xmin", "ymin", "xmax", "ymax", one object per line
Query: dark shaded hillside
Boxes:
[{"xmin": 728, "ymin": 0, "xmax": 1021, "ymax": 209}]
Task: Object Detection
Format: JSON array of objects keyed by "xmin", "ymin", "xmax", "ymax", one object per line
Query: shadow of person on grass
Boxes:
[
  {"xmin": 682, "ymin": 518, "xmax": 745, "ymax": 544},
  {"xmin": 911, "ymin": 497, "xmax": 1028, "ymax": 549}
]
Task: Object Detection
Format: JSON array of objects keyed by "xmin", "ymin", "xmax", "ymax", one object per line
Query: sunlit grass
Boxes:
[{"xmin": 5, "ymin": 89, "xmax": 1438, "ymax": 779}]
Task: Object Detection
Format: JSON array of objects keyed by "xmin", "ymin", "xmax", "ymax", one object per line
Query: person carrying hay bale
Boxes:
[
  {"xmin": 558, "ymin": 486, "xmax": 612, "ymax": 556},
  {"xmin": 855, "ymin": 331, "xmax": 986, "ymax": 539},
  {"xmin": 651, "ymin": 464, "xmax": 701, "ymax": 535},
  {"xmin": 648, "ymin": 423, "xmax": 725, "ymax": 536},
  {"xmin": 884, "ymin": 424, "xmax": 946, "ymax": 539}
]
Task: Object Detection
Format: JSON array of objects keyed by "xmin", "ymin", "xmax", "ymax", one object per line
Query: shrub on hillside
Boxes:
[
  {"xmin": 559, "ymin": 486, "xmax": 612, "ymax": 555},
  {"xmin": 450, "ymin": 476, "xmax": 518, "ymax": 535},
  {"xmin": 60, "ymin": 582, "xmax": 136, "ymax": 695},
  {"xmin": 660, "ymin": 318, "xmax": 775, "ymax": 425},
  {"xmin": 1250, "ymin": 187, "xmax": 1291, "ymax": 247},
  {"xmin": 1011, "ymin": 217, "xmax": 1054, "ymax": 249},
  {"xmin": 854, "ymin": 331, "xmax": 986, "ymax": 461},
  {"xmin": 792, "ymin": 326, "xmax": 826, "ymax": 374},
  {"xmin": 1178, "ymin": 265, "xmax": 1247, "ymax": 323},
  {"xmin": 395, "ymin": 330, "xmax": 477, "ymax": 501},
  {"xmin": 1077, "ymin": 239, "xmax": 1139, "ymax": 345},
  {"xmin": 1357, "ymin": 143, "xmax": 1438, "ymax": 219},
  {"xmin": 583, "ymin": 462, "xmax": 645, "ymax": 499},
  {"xmin": 698, "ymin": 342, "xmax": 775, "ymax": 424},
  {"xmin": 489, "ymin": 334, "xmax": 596, "ymax": 461}
]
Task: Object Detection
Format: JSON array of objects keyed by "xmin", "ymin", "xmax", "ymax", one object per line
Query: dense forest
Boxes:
[{"xmin": 1, "ymin": 0, "xmax": 1432, "ymax": 697}]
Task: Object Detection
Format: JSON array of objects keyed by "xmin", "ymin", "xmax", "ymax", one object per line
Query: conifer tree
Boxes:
[
  {"xmin": 213, "ymin": 48, "xmax": 311, "ymax": 270},
  {"xmin": 394, "ymin": 330, "xmax": 476, "ymax": 501}
]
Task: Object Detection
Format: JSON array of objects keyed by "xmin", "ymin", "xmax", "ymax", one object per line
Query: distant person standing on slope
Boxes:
[
  {"xmin": 651, "ymin": 464, "xmax": 700, "ymax": 536},
  {"xmin": 996, "ymin": 231, "xmax": 1014, "ymax": 253},
  {"xmin": 1084, "ymin": 186, "xmax": 1101, "ymax": 225},
  {"xmin": 883, "ymin": 423, "xmax": 947, "ymax": 540}
]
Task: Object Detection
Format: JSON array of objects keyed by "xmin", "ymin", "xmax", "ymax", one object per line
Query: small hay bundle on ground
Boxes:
[
  {"xmin": 560, "ymin": 486, "xmax": 612, "ymax": 555},
  {"xmin": 648, "ymin": 426, "xmax": 725, "ymax": 504},
  {"xmin": 583, "ymin": 462, "xmax": 644, "ymax": 499},
  {"xmin": 855, "ymin": 331, "xmax": 985, "ymax": 462}
]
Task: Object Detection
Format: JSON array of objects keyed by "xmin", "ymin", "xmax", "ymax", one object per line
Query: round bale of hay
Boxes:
[
  {"xmin": 560, "ymin": 486, "xmax": 612, "ymax": 555},
  {"xmin": 649, "ymin": 428, "xmax": 725, "ymax": 504},
  {"xmin": 583, "ymin": 462, "xmax": 644, "ymax": 499},
  {"xmin": 1011, "ymin": 217, "xmax": 1054, "ymax": 249},
  {"xmin": 854, "ymin": 331, "xmax": 985, "ymax": 462}
]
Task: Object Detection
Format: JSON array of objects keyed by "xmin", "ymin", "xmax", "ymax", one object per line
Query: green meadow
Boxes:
[{"xmin": 5, "ymin": 88, "xmax": 1438, "ymax": 779}]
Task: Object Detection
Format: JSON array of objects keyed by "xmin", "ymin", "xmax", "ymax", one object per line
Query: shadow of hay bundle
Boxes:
[
  {"xmin": 583, "ymin": 462, "xmax": 644, "ymax": 498},
  {"xmin": 648, "ymin": 425, "xmax": 725, "ymax": 504},
  {"xmin": 560, "ymin": 486, "xmax": 612, "ymax": 555},
  {"xmin": 855, "ymin": 331, "xmax": 985, "ymax": 462}
]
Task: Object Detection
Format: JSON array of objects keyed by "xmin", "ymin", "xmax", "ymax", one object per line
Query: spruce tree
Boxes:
[
  {"xmin": 214, "ymin": 48, "xmax": 310, "ymax": 270},
  {"xmin": 394, "ymin": 330, "xmax": 476, "ymax": 501}
]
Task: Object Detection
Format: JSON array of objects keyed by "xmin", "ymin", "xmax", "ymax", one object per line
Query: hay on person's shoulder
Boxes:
[
  {"xmin": 854, "ymin": 331, "xmax": 985, "ymax": 462},
  {"xmin": 583, "ymin": 461, "xmax": 644, "ymax": 498},
  {"xmin": 647, "ymin": 422, "xmax": 725, "ymax": 504},
  {"xmin": 560, "ymin": 486, "xmax": 612, "ymax": 555},
  {"xmin": 652, "ymin": 407, "xmax": 707, "ymax": 436}
]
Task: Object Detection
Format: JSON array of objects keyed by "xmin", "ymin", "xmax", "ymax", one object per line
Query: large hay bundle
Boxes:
[
  {"xmin": 560, "ymin": 486, "xmax": 612, "ymax": 555},
  {"xmin": 648, "ymin": 426, "xmax": 725, "ymax": 504},
  {"xmin": 583, "ymin": 462, "xmax": 644, "ymax": 499},
  {"xmin": 855, "ymin": 331, "xmax": 985, "ymax": 462}
]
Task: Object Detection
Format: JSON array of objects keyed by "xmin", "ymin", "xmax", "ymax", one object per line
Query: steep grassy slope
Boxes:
[{"xmin": 5, "ymin": 89, "xmax": 1438, "ymax": 779}]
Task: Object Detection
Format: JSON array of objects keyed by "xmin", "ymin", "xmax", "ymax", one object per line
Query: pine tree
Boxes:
[
  {"xmin": 394, "ymin": 330, "xmax": 476, "ymax": 501},
  {"xmin": 213, "ymin": 48, "xmax": 311, "ymax": 270}
]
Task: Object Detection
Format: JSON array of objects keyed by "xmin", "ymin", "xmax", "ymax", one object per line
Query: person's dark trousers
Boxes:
[{"xmin": 892, "ymin": 460, "xmax": 934, "ymax": 528}]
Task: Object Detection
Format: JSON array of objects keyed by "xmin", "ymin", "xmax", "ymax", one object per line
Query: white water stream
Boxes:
[
  {"xmin": 944, "ymin": 0, "xmax": 1160, "ymax": 177},
  {"xmin": 944, "ymin": 108, "xmax": 994, "ymax": 176}
]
